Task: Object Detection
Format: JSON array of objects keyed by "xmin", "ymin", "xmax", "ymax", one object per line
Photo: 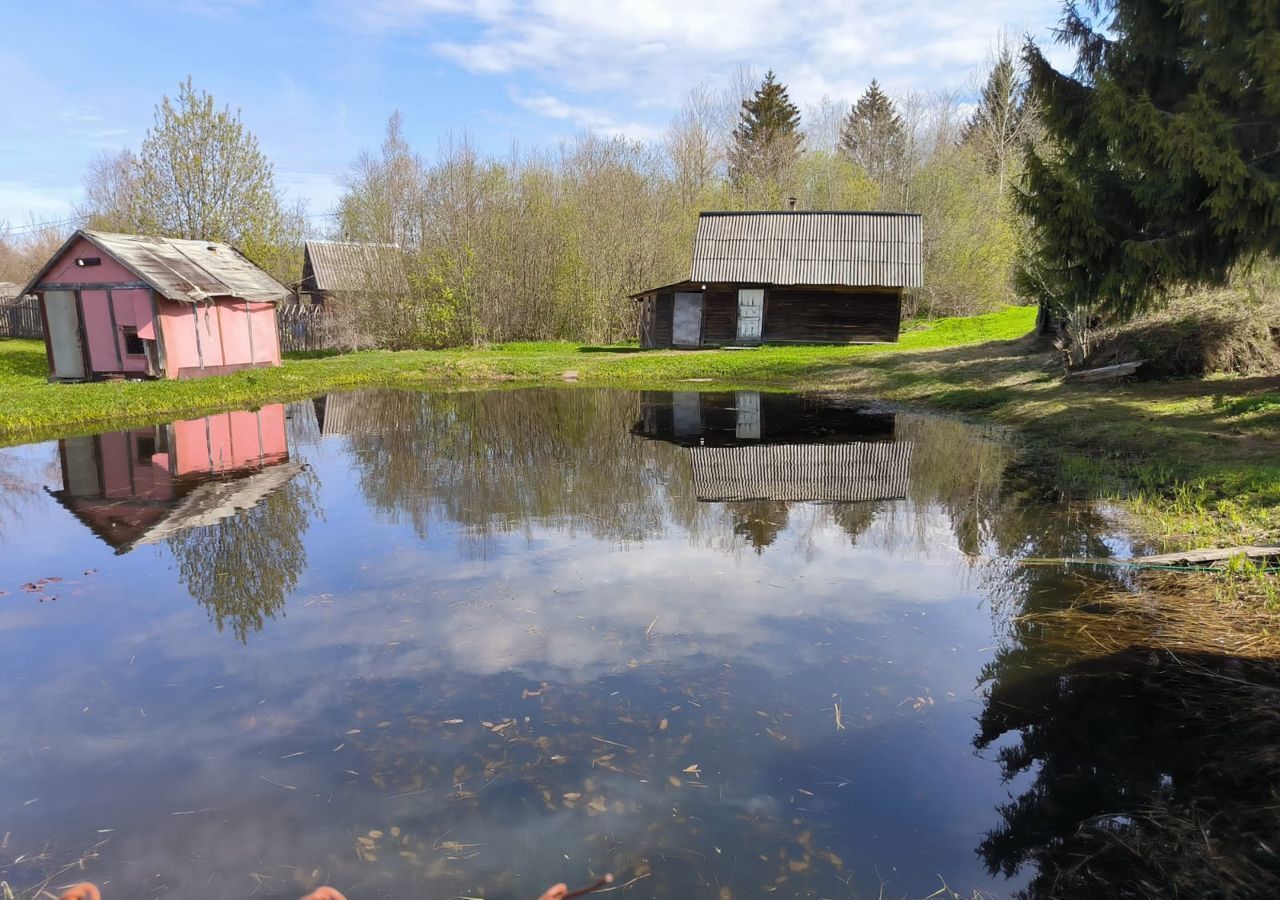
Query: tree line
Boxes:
[{"xmin": 8, "ymin": 0, "xmax": 1274, "ymax": 358}]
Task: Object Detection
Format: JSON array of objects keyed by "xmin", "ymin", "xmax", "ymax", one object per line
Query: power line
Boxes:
[{"xmin": 2, "ymin": 215, "xmax": 88, "ymax": 236}]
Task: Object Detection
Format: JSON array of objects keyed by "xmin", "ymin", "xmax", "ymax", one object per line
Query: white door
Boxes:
[
  {"xmin": 736, "ymin": 288, "xmax": 764, "ymax": 342},
  {"xmin": 735, "ymin": 391, "xmax": 761, "ymax": 439},
  {"xmin": 673, "ymin": 292, "xmax": 703, "ymax": 347},
  {"xmin": 45, "ymin": 290, "xmax": 86, "ymax": 380}
]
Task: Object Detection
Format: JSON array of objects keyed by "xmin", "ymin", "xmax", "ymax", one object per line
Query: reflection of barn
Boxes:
[
  {"xmin": 48, "ymin": 405, "xmax": 301, "ymax": 553},
  {"xmin": 633, "ymin": 391, "xmax": 912, "ymax": 502}
]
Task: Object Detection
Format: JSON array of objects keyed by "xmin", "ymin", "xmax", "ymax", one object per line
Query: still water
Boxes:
[{"xmin": 0, "ymin": 389, "xmax": 1275, "ymax": 899}]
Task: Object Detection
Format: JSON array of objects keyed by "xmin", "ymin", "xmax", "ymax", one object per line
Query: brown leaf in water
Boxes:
[
  {"xmin": 441, "ymin": 718, "xmax": 465, "ymax": 725},
  {"xmin": 667, "ymin": 775, "xmax": 682, "ymax": 788},
  {"xmin": 659, "ymin": 718, "xmax": 669, "ymax": 731}
]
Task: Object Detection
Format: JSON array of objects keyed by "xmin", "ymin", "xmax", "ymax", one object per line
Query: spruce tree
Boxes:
[
  {"xmin": 1018, "ymin": 0, "xmax": 1280, "ymax": 332},
  {"xmin": 962, "ymin": 44, "xmax": 1037, "ymax": 195},
  {"xmin": 729, "ymin": 71, "xmax": 803, "ymax": 186},
  {"xmin": 839, "ymin": 80, "xmax": 906, "ymax": 193}
]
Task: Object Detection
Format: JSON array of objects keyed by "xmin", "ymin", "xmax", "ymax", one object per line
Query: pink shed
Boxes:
[{"xmin": 21, "ymin": 230, "xmax": 290, "ymax": 382}]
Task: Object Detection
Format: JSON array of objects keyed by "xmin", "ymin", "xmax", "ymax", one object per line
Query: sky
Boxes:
[{"xmin": 0, "ymin": 0, "xmax": 1071, "ymax": 233}]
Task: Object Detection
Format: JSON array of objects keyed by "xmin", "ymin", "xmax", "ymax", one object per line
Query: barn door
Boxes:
[
  {"xmin": 672, "ymin": 292, "xmax": 703, "ymax": 348},
  {"xmin": 736, "ymin": 288, "xmax": 764, "ymax": 342},
  {"xmin": 45, "ymin": 290, "xmax": 86, "ymax": 380}
]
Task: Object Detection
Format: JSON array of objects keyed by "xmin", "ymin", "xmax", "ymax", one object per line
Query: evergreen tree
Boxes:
[
  {"xmin": 729, "ymin": 71, "xmax": 803, "ymax": 186},
  {"xmin": 1018, "ymin": 0, "xmax": 1280, "ymax": 338},
  {"xmin": 962, "ymin": 42, "xmax": 1037, "ymax": 195},
  {"xmin": 839, "ymin": 80, "xmax": 906, "ymax": 194}
]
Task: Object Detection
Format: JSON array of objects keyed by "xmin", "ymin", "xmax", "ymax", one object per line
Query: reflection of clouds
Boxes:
[
  {"xmin": 183, "ymin": 500, "xmax": 980, "ymax": 687},
  {"xmin": 0, "ymin": 396, "xmax": 1023, "ymax": 898}
]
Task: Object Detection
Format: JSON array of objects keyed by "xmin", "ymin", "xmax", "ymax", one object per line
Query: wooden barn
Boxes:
[
  {"xmin": 632, "ymin": 211, "xmax": 922, "ymax": 348},
  {"xmin": 297, "ymin": 240, "xmax": 406, "ymax": 307},
  {"xmin": 21, "ymin": 230, "xmax": 290, "ymax": 381}
]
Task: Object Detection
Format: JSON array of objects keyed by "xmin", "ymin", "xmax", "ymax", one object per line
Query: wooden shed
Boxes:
[
  {"xmin": 297, "ymin": 240, "xmax": 406, "ymax": 307},
  {"xmin": 632, "ymin": 211, "xmax": 922, "ymax": 348},
  {"xmin": 20, "ymin": 230, "xmax": 290, "ymax": 381}
]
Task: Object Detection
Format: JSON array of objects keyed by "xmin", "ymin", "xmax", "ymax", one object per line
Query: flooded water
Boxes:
[{"xmin": 0, "ymin": 389, "xmax": 1276, "ymax": 899}]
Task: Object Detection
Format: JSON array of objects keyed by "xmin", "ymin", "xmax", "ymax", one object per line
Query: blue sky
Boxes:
[{"xmin": 0, "ymin": 0, "xmax": 1069, "ymax": 232}]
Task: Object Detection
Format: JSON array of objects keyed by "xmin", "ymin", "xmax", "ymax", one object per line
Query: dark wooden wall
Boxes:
[
  {"xmin": 701, "ymin": 289, "xmax": 738, "ymax": 344},
  {"xmin": 763, "ymin": 288, "xmax": 901, "ymax": 343},
  {"xmin": 638, "ymin": 285, "xmax": 901, "ymax": 348},
  {"xmin": 639, "ymin": 293, "xmax": 675, "ymax": 348}
]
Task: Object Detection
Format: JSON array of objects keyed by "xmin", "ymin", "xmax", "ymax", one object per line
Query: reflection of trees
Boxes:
[
  {"xmin": 341, "ymin": 389, "xmax": 714, "ymax": 548},
  {"xmin": 976, "ymin": 645, "xmax": 1280, "ymax": 898},
  {"xmin": 0, "ymin": 453, "xmax": 48, "ymax": 543},
  {"xmin": 728, "ymin": 500, "xmax": 789, "ymax": 552},
  {"xmin": 166, "ymin": 466, "xmax": 320, "ymax": 641},
  {"xmin": 336, "ymin": 389, "xmax": 1045, "ymax": 562}
]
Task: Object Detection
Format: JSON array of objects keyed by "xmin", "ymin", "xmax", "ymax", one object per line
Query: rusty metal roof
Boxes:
[
  {"xmin": 22, "ymin": 230, "xmax": 292, "ymax": 304},
  {"xmin": 304, "ymin": 241, "xmax": 407, "ymax": 293},
  {"xmin": 688, "ymin": 212, "xmax": 922, "ymax": 288}
]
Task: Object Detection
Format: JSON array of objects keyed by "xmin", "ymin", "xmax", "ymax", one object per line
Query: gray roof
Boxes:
[
  {"xmin": 688, "ymin": 211, "xmax": 923, "ymax": 288},
  {"xmin": 22, "ymin": 230, "xmax": 291, "ymax": 304},
  {"xmin": 687, "ymin": 442, "xmax": 913, "ymax": 502},
  {"xmin": 304, "ymin": 241, "xmax": 407, "ymax": 293},
  {"xmin": 0, "ymin": 282, "xmax": 24, "ymax": 302}
]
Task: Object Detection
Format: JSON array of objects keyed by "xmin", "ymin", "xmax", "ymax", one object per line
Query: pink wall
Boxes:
[
  {"xmin": 44, "ymin": 237, "xmax": 136, "ymax": 284},
  {"xmin": 169, "ymin": 405, "xmax": 288, "ymax": 475},
  {"xmin": 79, "ymin": 289, "xmax": 117, "ymax": 372},
  {"xmin": 256, "ymin": 404, "xmax": 289, "ymax": 462},
  {"xmin": 98, "ymin": 431, "xmax": 133, "ymax": 499},
  {"xmin": 249, "ymin": 302, "xmax": 282, "ymax": 366},
  {"xmin": 40, "ymin": 236, "xmax": 281, "ymax": 379},
  {"xmin": 217, "ymin": 302, "xmax": 254, "ymax": 365},
  {"xmin": 158, "ymin": 299, "xmax": 199, "ymax": 376}
]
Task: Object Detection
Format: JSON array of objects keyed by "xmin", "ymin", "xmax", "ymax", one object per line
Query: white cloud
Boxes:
[
  {"xmin": 340, "ymin": 0, "xmax": 1065, "ymax": 122},
  {"xmin": 511, "ymin": 92, "xmax": 662, "ymax": 141}
]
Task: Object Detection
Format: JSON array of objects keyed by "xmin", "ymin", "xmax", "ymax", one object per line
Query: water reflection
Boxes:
[
  {"xmin": 46, "ymin": 405, "xmax": 317, "ymax": 640},
  {"xmin": 1, "ymin": 388, "xmax": 1270, "ymax": 899}
]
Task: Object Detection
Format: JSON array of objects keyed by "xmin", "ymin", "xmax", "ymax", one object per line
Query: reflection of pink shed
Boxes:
[
  {"xmin": 20, "ymin": 230, "xmax": 290, "ymax": 381},
  {"xmin": 50, "ymin": 405, "xmax": 297, "ymax": 553}
]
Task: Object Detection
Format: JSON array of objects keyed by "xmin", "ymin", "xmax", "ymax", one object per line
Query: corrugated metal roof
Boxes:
[
  {"xmin": 687, "ymin": 441, "xmax": 913, "ymax": 502},
  {"xmin": 305, "ymin": 241, "xmax": 407, "ymax": 293},
  {"xmin": 689, "ymin": 212, "xmax": 922, "ymax": 288},
  {"xmin": 22, "ymin": 230, "xmax": 292, "ymax": 304}
]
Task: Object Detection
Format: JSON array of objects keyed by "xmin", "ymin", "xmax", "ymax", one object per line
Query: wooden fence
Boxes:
[
  {"xmin": 0, "ymin": 298, "xmax": 343, "ymax": 352},
  {"xmin": 0, "ymin": 297, "xmax": 42, "ymax": 339},
  {"xmin": 277, "ymin": 304, "xmax": 335, "ymax": 353}
]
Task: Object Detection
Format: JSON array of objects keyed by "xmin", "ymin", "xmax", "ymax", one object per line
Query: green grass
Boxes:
[
  {"xmin": 0, "ymin": 307, "xmax": 1034, "ymax": 441},
  {"xmin": 2, "ymin": 302, "xmax": 1276, "ymax": 551}
]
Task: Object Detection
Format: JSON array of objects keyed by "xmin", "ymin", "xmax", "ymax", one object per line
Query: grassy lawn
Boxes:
[
  {"xmin": 2, "ymin": 303, "xmax": 1276, "ymax": 549},
  {"xmin": 0, "ymin": 307, "xmax": 1034, "ymax": 440}
]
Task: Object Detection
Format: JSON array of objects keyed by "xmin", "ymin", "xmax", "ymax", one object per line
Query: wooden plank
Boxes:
[
  {"xmin": 1066, "ymin": 360, "xmax": 1145, "ymax": 381},
  {"xmin": 1130, "ymin": 545, "xmax": 1280, "ymax": 566}
]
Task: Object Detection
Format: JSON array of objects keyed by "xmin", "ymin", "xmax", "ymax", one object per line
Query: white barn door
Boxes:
[
  {"xmin": 45, "ymin": 290, "xmax": 86, "ymax": 380},
  {"xmin": 736, "ymin": 288, "xmax": 764, "ymax": 342},
  {"xmin": 673, "ymin": 292, "xmax": 703, "ymax": 348}
]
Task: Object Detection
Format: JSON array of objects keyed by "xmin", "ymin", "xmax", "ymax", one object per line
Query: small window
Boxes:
[
  {"xmin": 122, "ymin": 326, "xmax": 145, "ymax": 356},
  {"xmin": 136, "ymin": 435, "xmax": 156, "ymax": 463}
]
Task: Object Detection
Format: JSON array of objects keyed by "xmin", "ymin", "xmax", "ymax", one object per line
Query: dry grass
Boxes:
[
  {"xmin": 1019, "ymin": 568, "xmax": 1280, "ymax": 660},
  {"xmin": 1084, "ymin": 272, "xmax": 1280, "ymax": 378}
]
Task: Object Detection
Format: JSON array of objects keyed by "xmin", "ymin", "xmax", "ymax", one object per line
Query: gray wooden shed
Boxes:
[{"xmin": 632, "ymin": 211, "xmax": 922, "ymax": 348}]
